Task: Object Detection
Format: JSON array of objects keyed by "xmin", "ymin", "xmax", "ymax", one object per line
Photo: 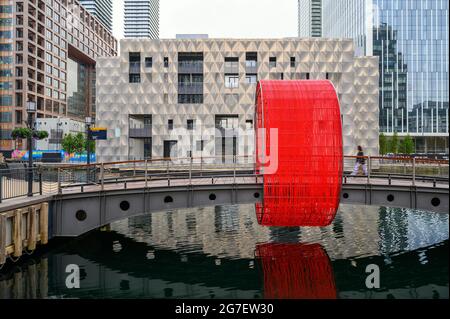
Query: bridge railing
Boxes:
[
  {"xmin": 56, "ymin": 155, "xmax": 258, "ymax": 193},
  {"xmin": 343, "ymin": 155, "xmax": 449, "ymax": 186},
  {"xmin": 0, "ymin": 166, "xmax": 60, "ymax": 203},
  {"xmin": 1, "ymin": 155, "xmax": 448, "ymax": 201}
]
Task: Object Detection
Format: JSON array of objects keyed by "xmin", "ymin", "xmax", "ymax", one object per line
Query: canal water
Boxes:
[{"xmin": 0, "ymin": 204, "xmax": 448, "ymax": 299}]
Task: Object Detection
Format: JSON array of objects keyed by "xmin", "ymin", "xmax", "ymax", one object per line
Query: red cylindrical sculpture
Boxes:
[
  {"xmin": 255, "ymin": 243, "xmax": 337, "ymax": 299},
  {"xmin": 255, "ymin": 80, "xmax": 343, "ymax": 227}
]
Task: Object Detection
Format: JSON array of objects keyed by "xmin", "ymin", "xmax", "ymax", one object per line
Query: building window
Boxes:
[
  {"xmin": 196, "ymin": 140, "xmax": 204, "ymax": 151},
  {"xmin": 168, "ymin": 119, "xmax": 173, "ymax": 130},
  {"xmin": 0, "ymin": 111, "xmax": 12, "ymax": 123},
  {"xmin": 187, "ymin": 119, "xmax": 194, "ymax": 130},
  {"xmin": 129, "ymin": 74, "xmax": 141, "ymax": 83},
  {"xmin": 145, "ymin": 57, "xmax": 152, "ymax": 68},
  {"xmin": 326, "ymin": 72, "xmax": 330, "ymax": 79},
  {"xmin": 225, "ymin": 75, "xmax": 239, "ymax": 88},
  {"xmin": 246, "ymin": 120, "xmax": 253, "ymax": 130},
  {"xmin": 290, "ymin": 57, "xmax": 296, "ymax": 68},
  {"xmin": 245, "ymin": 75, "xmax": 257, "ymax": 84},
  {"xmin": 164, "ymin": 57, "xmax": 169, "ymax": 68},
  {"xmin": 164, "ymin": 93, "xmax": 168, "ymax": 104},
  {"xmin": 178, "ymin": 94, "xmax": 203, "ymax": 104},
  {"xmin": 15, "ymin": 110, "xmax": 22, "ymax": 124},
  {"xmin": 269, "ymin": 57, "xmax": 276, "ymax": 68},
  {"xmin": 0, "ymin": 95, "xmax": 12, "ymax": 106}
]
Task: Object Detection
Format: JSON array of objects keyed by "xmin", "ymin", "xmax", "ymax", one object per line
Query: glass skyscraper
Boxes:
[
  {"xmin": 323, "ymin": 0, "xmax": 449, "ymax": 154},
  {"xmin": 124, "ymin": 0, "xmax": 159, "ymax": 39},
  {"xmin": 79, "ymin": 0, "xmax": 113, "ymax": 32},
  {"xmin": 298, "ymin": 0, "xmax": 322, "ymax": 37}
]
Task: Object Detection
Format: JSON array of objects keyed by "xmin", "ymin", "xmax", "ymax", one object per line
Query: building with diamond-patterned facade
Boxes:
[{"xmin": 96, "ymin": 38, "xmax": 379, "ymax": 162}]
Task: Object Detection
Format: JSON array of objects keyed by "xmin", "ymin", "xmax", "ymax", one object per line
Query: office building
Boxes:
[
  {"xmin": 96, "ymin": 38, "xmax": 379, "ymax": 162},
  {"xmin": 0, "ymin": 0, "xmax": 117, "ymax": 152},
  {"xmin": 35, "ymin": 117, "xmax": 84, "ymax": 150},
  {"xmin": 298, "ymin": 0, "xmax": 322, "ymax": 37},
  {"xmin": 124, "ymin": 0, "xmax": 159, "ymax": 39},
  {"xmin": 322, "ymin": 0, "xmax": 449, "ymax": 154},
  {"xmin": 79, "ymin": 0, "xmax": 113, "ymax": 32}
]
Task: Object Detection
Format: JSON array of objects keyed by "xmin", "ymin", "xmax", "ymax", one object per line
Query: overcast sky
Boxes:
[{"xmin": 113, "ymin": 0, "xmax": 298, "ymax": 39}]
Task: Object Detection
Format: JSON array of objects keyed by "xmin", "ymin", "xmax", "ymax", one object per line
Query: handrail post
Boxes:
[
  {"xmin": 100, "ymin": 162, "xmax": 105, "ymax": 191},
  {"xmin": 412, "ymin": 157, "xmax": 416, "ymax": 186},
  {"xmin": 367, "ymin": 156, "xmax": 371, "ymax": 184},
  {"xmin": 189, "ymin": 156, "xmax": 193, "ymax": 186},
  {"xmin": 133, "ymin": 161, "xmax": 136, "ymax": 177},
  {"xmin": 57, "ymin": 168, "xmax": 62, "ymax": 194},
  {"xmin": 144, "ymin": 159, "xmax": 148, "ymax": 188},
  {"xmin": 233, "ymin": 155, "xmax": 236, "ymax": 184},
  {"xmin": 39, "ymin": 169, "xmax": 43, "ymax": 195},
  {"xmin": 167, "ymin": 160, "xmax": 170, "ymax": 187},
  {"xmin": 0, "ymin": 173, "xmax": 3, "ymax": 203}
]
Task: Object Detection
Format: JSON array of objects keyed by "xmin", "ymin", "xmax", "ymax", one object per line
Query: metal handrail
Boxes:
[{"xmin": 1, "ymin": 155, "xmax": 448, "ymax": 201}]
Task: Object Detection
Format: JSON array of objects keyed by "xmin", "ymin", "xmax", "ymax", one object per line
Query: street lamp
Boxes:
[
  {"xmin": 85, "ymin": 117, "xmax": 93, "ymax": 165},
  {"xmin": 26, "ymin": 101, "xmax": 37, "ymax": 197}
]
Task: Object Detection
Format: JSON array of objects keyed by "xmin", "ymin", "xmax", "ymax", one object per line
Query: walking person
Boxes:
[{"xmin": 351, "ymin": 145, "xmax": 368, "ymax": 176}]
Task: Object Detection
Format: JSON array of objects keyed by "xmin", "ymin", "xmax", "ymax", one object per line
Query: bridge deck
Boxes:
[{"xmin": 0, "ymin": 174, "xmax": 448, "ymax": 214}]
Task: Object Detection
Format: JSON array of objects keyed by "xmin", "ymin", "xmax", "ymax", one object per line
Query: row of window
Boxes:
[{"xmin": 130, "ymin": 56, "xmax": 298, "ymax": 69}]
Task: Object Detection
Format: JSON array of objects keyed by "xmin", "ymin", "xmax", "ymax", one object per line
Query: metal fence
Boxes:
[
  {"xmin": 1, "ymin": 155, "xmax": 448, "ymax": 202},
  {"xmin": 0, "ymin": 166, "xmax": 59, "ymax": 203}
]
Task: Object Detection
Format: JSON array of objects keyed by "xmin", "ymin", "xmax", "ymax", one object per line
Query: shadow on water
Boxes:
[{"xmin": 0, "ymin": 204, "xmax": 448, "ymax": 299}]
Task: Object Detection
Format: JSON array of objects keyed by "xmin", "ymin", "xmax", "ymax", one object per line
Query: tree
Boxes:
[
  {"xmin": 388, "ymin": 132, "xmax": 399, "ymax": 154},
  {"xmin": 400, "ymin": 134, "xmax": 415, "ymax": 155},
  {"xmin": 379, "ymin": 133, "xmax": 388, "ymax": 155},
  {"xmin": 11, "ymin": 127, "xmax": 48, "ymax": 140},
  {"xmin": 61, "ymin": 133, "xmax": 84, "ymax": 155}
]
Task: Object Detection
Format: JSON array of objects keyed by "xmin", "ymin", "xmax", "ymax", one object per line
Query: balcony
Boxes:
[
  {"xmin": 178, "ymin": 82, "xmax": 203, "ymax": 94},
  {"xmin": 178, "ymin": 61, "xmax": 203, "ymax": 74},
  {"xmin": 129, "ymin": 127, "xmax": 152, "ymax": 139}
]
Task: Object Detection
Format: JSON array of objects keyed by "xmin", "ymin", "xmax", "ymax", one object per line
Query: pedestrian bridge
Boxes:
[{"xmin": 0, "ymin": 155, "xmax": 448, "ymax": 265}]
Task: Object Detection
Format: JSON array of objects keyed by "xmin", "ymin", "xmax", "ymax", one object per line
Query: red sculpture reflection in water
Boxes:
[
  {"xmin": 255, "ymin": 243, "xmax": 337, "ymax": 299},
  {"xmin": 255, "ymin": 80, "xmax": 343, "ymax": 226}
]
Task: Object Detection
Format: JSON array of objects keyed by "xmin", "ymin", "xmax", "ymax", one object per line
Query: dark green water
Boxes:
[{"xmin": 0, "ymin": 204, "xmax": 448, "ymax": 299}]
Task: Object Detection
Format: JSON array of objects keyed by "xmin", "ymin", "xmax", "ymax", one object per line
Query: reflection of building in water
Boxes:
[
  {"xmin": 378, "ymin": 207, "xmax": 449, "ymax": 255},
  {"xmin": 296, "ymin": 205, "xmax": 381, "ymax": 260},
  {"xmin": 46, "ymin": 254, "xmax": 259, "ymax": 299},
  {"xmin": 111, "ymin": 204, "xmax": 449, "ymax": 261},
  {"xmin": 0, "ymin": 259, "xmax": 48, "ymax": 299},
  {"xmin": 112, "ymin": 205, "xmax": 271, "ymax": 260}
]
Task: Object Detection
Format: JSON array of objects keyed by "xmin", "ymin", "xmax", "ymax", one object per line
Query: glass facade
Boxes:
[
  {"xmin": 67, "ymin": 58, "xmax": 88, "ymax": 119},
  {"xmin": 298, "ymin": 0, "xmax": 322, "ymax": 37},
  {"xmin": 323, "ymin": 0, "xmax": 449, "ymax": 153},
  {"xmin": 124, "ymin": 0, "xmax": 159, "ymax": 39},
  {"xmin": 0, "ymin": 1, "xmax": 13, "ymax": 149},
  {"xmin": 79, "ymin": 0, "xmax": 113, "ymax": 32}
]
